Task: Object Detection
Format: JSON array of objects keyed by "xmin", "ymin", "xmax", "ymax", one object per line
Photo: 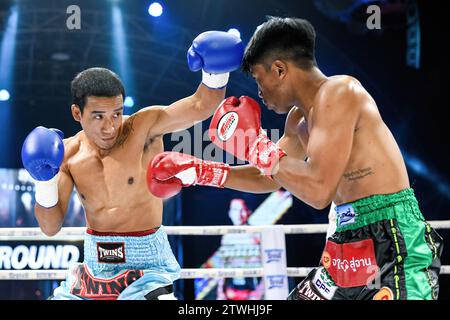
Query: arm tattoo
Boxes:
[
  {"xmin": 343, "ymin": 167, "xmax": 374, "ymax": 181},
  {"xmin": 116, "ymin": 114, "xmax": 136, "ymax": 147}
]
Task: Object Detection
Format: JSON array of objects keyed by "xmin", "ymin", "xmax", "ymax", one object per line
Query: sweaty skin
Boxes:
[
  {"xmin": 224, "ymin": 63, "xmax": 409, "ymax": 209},
  {"xmin": 35, "ymin": 85, "xmax": 224, "ymax": 235}
]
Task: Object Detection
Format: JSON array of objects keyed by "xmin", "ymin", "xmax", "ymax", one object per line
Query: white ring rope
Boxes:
[
  {"xmin": 1, "ymin": 221, "xmax": 449, "ymax": 280},
  {"xmin": 0, "ymin": 220, "xmax": 449, "ymax": 240}
]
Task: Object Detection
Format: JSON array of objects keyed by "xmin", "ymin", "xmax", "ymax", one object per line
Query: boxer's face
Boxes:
[
  {"xmin": 72, "ymin": 95, "xmax": 124, "ymax": 150},
  {"xmin": 251, "ymin": 63, "xmax": 291, "ymax": 114}
]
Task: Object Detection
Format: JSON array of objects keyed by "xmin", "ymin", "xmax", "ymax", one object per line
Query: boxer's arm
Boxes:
[
  {"xmin": 273, "ymin": 81, "xmax": 362, "ymax": 209},
  {"xmin": 224, "ymin": 165, "xmax": 280, "ymax": 193},
  {"xmin": 223, "ymin": 131, "xmax": 301, "ymax": 193},
  {"xmin": 137, "ymin": 83, "xmax": 225, "ymax": 137},
  {"xmin": 34, "ymin": 148, "xmax": 74, "ymax": 236}
]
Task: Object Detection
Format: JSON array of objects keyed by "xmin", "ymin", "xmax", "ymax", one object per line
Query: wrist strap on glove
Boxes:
[
  {"xmin": 33, "ymin": 173, "xmax": 59, "ymax": 208},
  {"xmin": 249, "ymin": 134, "xmax": 287, "ymax": 176},
  {"xmin": 196, "ymin": 161, "xmax": 230, "ymax": 187},
  {"xmin": 202, "ymin": 70, "xmax": 229, "ymax": 89}
]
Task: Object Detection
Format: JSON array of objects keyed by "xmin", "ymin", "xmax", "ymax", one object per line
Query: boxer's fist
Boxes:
[
  {"xmin": 21, "ymin": 126, "xmax": 64, "ymax": 181},
  {"xmin": 147, "ymin": 152, "xmax": 230, "ymax": 199},
  {"xmin": 187, "ymin": 31, "xmax": 244, "ymax": 88},
  {"xmin": 147, "ymin": 154, "xmax": 183, "ymax": 199},
  {"xmin": 209, "ymin": 96, "xmax": 286, "ymax": 175}
]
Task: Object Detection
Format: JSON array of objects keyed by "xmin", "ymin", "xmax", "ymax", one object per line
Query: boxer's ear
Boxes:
[
  {"xmin": 71, "ymin": 104, "xmax": 82, "ymax": 122},
  {"xmin": 272, "ymin": 60, "xmax": 287, "ymax": 80}
]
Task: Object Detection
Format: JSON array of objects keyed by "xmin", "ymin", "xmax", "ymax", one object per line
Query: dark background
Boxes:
[{"xmin": 0, "ymin": 0, "xmax": 448, "ymax": 299}]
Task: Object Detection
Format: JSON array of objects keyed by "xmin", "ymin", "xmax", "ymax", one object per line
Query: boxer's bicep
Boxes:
[
  {"xmin": 144, "ymin": 84, "xmax": 225, "ymax": 137},
  {"xmin": 154, "ymin": 95, "xmax": 204, "ymax": 134},
  {"xmin": 58, "ymin": 138, "xmax": 77, "ymax": 215},
  {"xmin": 278, "ymin": 134, "xmax": 305, "ymax": 160},
  {"xmin": 57, "ymin": 167, "xmax": 75, "ymax": 215},
  {"xmin": 134, "ymin": 98, "xmax": 202, "ymax": 140},
  {"xmin": 306, "ymin": 88, "xmax": 360, "ymax": 193}
]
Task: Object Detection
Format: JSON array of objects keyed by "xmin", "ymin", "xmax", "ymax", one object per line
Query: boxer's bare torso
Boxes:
[
  {"xmin": 280, "ymin": 75, "xmax": 410, "ymax": 205},
  {"xmin": 61, "ymin": 113, "xmax": 164, "ymax": 232}
]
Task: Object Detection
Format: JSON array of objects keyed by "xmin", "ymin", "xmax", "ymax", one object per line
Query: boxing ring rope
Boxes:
[
  {"xmin": 2, "ymin": 220, "xmax": 450, "ymax": 239},
  {"xmin": 0, "ymin": 221, "xmax": 449, "ymax": 281}
]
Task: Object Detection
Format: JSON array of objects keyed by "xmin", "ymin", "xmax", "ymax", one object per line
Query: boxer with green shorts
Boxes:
[
  {"xmin": 146, "ymin": 16, "xmax": 444, "ymax": 300},
  {"xmin": 289, "ymin": 188, "xmax": 442, "ymax": 300}
]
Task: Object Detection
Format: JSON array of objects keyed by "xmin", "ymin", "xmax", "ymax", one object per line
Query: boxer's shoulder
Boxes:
[
  {"xmin": 63, "ymin": 132, "xmax": 82, "ymax": 156},
  {"xmin": 313, "ymin": 76, "xmax": 367, "ymax": 120},
  {"xmin": 134, "ymin": 105, "xmax": 163, "ymax": 118},
  {"xmin": 317, "ymin": 75, "xmax": 365, "ymax": 103},
  {"xmin": 60, "ymin": 132, "xmax": 82, "ymax": 174},
  {"xmin": 325, "ymin": 75, "xmax": 362, "ymax": 87},
  {"xmin": 127, "ymin": 106, "xmax": 163, "ymax": 135}
]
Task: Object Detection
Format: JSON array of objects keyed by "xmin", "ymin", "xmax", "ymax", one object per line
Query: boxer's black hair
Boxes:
[
  {"xmin": 71, "ymin": 67, "xmax": 125, "ymax": 113},
  {"xmin": 242, "ymin": 17, "xmax": 317, "ymax": 74}
]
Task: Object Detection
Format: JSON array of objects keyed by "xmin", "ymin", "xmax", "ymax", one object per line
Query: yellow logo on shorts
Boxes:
[
  {"xmin": 322, "ymin": 251, "xmax": 331, "ymax": 269},
  {"xmin": 373, "ymin": 287, "xmax": 394, "ymax": 300}
]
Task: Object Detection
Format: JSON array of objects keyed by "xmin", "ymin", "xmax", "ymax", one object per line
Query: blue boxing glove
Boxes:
[
  {"xmin": 21, "ymin": 126, "xmax": 65, "ymax": 208},
  {"xmin": 187, "ymin": 31, "xmax": 244, "ymax": 89}
]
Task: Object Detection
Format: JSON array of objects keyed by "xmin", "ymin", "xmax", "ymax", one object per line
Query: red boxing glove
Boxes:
[
  {"xmin": 209, "ymin": 96, "xmax": 286, "ymax": 175},
  {"xmin": 147, "ymin": 152, "xmax": 230, "ymax": 199}
]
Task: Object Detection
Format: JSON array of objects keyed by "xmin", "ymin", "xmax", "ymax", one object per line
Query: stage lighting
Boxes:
[
  {"xmin": 124, "ymin": 96, "xmax": 135, "ymax": 108},
  {"xmin": 0, "ymin": 89, "xmax": 10, "ymax": 101},
  {"xmin": 148, "ymin": 2, "xmax": 163, "ymax": 17}
]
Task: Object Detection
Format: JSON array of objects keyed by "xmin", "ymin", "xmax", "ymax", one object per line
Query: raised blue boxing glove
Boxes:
[
  {"xmin": 187, "ymin": 31, "xmax": 244, "ymax": 89},
  {"xmin": 21, "ymin": 126, "xmax": 65, "ymax": 208}
]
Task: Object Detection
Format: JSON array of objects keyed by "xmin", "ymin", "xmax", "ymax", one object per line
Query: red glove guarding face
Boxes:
[{"xmin": 209, "ymin": 96, "xmax": 286, "ymax": 176}]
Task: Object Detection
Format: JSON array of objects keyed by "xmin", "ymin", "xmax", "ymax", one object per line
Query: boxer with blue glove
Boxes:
[
  {"xmin": 21, "ymin": 30, "xmax": 243, "ymax": 300},
  {"xmin": 188, "ymin": 31, "xmax": 243, "ymax": 89},
  {"xmin": 21, "ymin": 127, "xmax": 64, "ymax": 209}
]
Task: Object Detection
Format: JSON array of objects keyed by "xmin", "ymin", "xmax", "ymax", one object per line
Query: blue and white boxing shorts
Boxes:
[{"xmin": 50, "ymin": 226, "xmax": 181, "ymax": 300}]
